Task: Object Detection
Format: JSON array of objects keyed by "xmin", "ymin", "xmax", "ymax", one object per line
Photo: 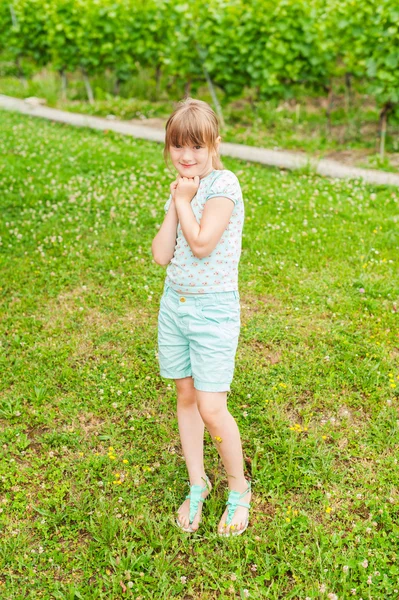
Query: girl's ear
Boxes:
[{"xmin": 213, "ymin": 136, "xmax": 221, "ymax": 154}]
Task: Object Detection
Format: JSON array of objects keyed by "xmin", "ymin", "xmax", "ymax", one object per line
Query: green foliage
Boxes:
[
  {"xmin": 0, "ymin": 0, "xmax": 398, "ymax": 114},
  {"xmin": 341, "ymin": 0, "xmax": 399, "ymax": 108},
  {"xmin": 1, "ymin": 0, "xmax": 50, "ymax": 71}
]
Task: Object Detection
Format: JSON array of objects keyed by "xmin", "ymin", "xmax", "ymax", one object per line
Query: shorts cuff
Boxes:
[
  {"xmin": 160, "ymin": 370, "xmax": 192, "ymax": 380},
  {"xmin": 194, "ymin": 379, "xmax": 231, "ymax": 392}
]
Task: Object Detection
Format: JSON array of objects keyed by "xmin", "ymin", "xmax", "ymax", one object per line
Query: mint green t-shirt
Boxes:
[{"xmin": 163, "ymin": 169, "xmax": 244, "ymax": 294}]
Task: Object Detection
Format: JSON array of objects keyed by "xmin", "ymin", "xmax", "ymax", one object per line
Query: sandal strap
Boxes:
[
  {"xmin": 185, "ymin": 475, "xmax": 211, "ymax": 524},
  {"xmin": 225, "ymin": 480, "xmax": 251, "ymax": 526},
  {"xmin": 227, "ymin": 500, "xmax": 251, "ymax": 509}
]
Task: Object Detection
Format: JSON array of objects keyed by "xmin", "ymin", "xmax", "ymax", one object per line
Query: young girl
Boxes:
[{"xmin": 152, "ymin": 97, "xmax": 251, "ymax": 537}]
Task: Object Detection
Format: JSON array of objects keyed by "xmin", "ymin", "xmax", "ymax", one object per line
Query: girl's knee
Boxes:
[
  {"xmin": 175, "ymin": 376, "xmax": 196, "ymax": 406},
  {"xmin": 197, "ymin": 391, "xmax": 228, "ymax": 424},
  {"xmin": 175, "ymin": 376, "xmax": 194, "ymax": 395}
]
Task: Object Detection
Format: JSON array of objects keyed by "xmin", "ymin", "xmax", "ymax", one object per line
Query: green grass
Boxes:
[
  {"xmin": 0, "ymin": 108, "xmax": 399, "ymax": 599},
  {"xmin": 1, "ymin": 69, "xmax": 399, "ymax": 172}
]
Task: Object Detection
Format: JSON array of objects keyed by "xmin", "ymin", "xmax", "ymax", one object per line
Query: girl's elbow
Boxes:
[
  {"xmin": 152, "ymin": 249, "xmax": 172, "ymax": 266},
  {"xmin": 195, "ymin": 243, "xmax": 211, "ymax": 259},
  {"xmin": 152, "ymin": 253, "xmax": 169, "ymax": 266}
]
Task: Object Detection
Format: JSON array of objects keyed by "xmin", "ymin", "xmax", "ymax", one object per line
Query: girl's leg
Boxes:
[
  {"xmin": 175, "ymin": 376, "xmax": 212, "ymax": 530},
  {"xmin": 196, "ymin": 390, "xmax": 251, "ymax": 534}
]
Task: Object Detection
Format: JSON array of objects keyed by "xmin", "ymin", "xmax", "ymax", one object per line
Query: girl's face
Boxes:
[{"xmin": 169, "ymin": 136, "xmax": 221, "ymax": 180}]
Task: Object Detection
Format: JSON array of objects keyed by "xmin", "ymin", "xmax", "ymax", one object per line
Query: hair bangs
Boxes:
[{"xmin": 167, "ymin": 112, "xmax": 215, "ymax": 149}]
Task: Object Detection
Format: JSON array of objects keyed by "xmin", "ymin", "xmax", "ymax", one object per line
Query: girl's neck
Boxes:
[{"xmin": 200, "ymin": 168, "xmax": 215, "ymax": 180}]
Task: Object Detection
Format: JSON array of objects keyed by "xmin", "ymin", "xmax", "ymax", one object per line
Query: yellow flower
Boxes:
[
  {"xmin": 214, "ymin": 436, "xmax": 223, "ymax": 443},
  {"xmin": 322, "ymin": 435, "xmax": 327, "ymax": 440},
  {"xmin": 123, "ymin": 459, "xmax": 128, "ymax": 464},
  {"xmin": 326, "ymin": 507, "xmax": 332, "ymax": 514},
  {"xmin": 108, "ymin": 447, "xmax": 114, "ymax": 451},
  {"xmin": 286, "ymin": 518, "xmax": 291, "ymax": 523}
]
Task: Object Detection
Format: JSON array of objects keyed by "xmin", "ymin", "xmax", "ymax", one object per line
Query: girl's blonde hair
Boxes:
[{"xmin": 163, "ymin": 97, "xmax": 224, "ymax": 173}]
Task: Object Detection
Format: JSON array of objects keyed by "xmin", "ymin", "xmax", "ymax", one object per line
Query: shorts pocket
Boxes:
[
  {"xmin": 159, "ymin": 293, "xmax": 170, "ymax": 315},
  {"xmin": 198, "ymin": 301, "xmax": 240, "ymax": 326}
]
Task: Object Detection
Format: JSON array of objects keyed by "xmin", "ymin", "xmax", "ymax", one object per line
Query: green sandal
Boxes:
[
  {"xmin": 218, "ymin": 478, "xmax": 251, "ymax": 537},
  {"xmin": 175, "ymin": 475, "xmax": 211, "ymax": 533}
]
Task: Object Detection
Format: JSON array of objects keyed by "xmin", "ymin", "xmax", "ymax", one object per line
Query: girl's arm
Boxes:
[{"xmin": 151, "ymin": 199, "xmax": 178, "ymax": 266}]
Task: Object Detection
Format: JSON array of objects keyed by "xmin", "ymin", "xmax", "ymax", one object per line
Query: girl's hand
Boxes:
[
  {"xmin": 170, "ymin": 177, "xmax": 179, "ymax": 200},
  {"xmin": 175, "ymin": 175, "xmax": 200, "ymax": 203}
]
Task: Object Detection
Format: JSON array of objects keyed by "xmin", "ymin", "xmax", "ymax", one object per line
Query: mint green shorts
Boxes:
[{"xmin": 157, "ymin": 283, "xmax": 241, "ymax": 392}]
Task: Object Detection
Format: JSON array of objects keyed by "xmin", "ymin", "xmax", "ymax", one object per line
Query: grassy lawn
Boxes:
[{"xmin": 0, "ymin": 108, "xmax": 398, "ymax": 599}]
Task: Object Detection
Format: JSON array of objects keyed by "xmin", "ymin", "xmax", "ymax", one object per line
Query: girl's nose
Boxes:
[{"xmin": 181, "ymin": 148, "xmax": 193, "ymax": 159}]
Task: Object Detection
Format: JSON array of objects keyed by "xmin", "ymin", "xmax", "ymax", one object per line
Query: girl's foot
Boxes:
[
  {"xmin": 177, "ymin": 475, "xmax": 212, "ymax": 531},
  {"xmin": 218, "ymin": 479, "xmax": 251, "ymax": 534}
]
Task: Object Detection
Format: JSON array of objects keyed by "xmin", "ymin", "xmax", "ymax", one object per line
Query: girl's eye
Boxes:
[{"xmin": 173, "ymin": 145, "xmax": 203, "ymax": 149}]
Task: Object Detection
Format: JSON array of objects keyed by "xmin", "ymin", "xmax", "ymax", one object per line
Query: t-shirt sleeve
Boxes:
[
  {"xmin": 164, "ymin": 193, "xmax": 172, "ymax": 214},
  {"xmin": 206, "ymin": 171, "xmax": 241, "ymax": 206}
]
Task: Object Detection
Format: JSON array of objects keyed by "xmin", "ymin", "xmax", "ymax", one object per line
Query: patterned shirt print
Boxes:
[{"xmin": 163, "ymin": 169, "xmax": 244, "ymax": 294}]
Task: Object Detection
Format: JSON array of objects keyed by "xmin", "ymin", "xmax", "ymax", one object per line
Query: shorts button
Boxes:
[{"xmin": 180, "ymin": 297, "xmax": 186, "ymax": 302}]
